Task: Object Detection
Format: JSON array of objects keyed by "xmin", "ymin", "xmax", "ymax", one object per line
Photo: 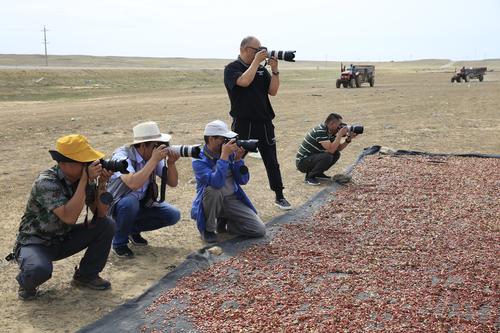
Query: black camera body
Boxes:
[
  {"xmin": 100, "ymin": 159, "xmax": 129, "ymax": 174},
  {"xmin": 340, "ymin": 123, "xmax": 364, "ymax": 135},
  {"xmin": 259, "ymin": 47, "xmax": 296, "ymax": 62}
]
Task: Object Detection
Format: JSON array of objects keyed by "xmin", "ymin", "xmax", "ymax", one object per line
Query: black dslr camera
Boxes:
[
  {"xmin": 259, "ymin": 47, "xmax": 296, "ymax": 62},
  {"xmin": 224, "ymin": 138, "xmax": 259, "ymax": 152},
  {"xmin": 100, "ymin": 159, "xmax": 129, "ymax": 174},
  {"xmin": 340, "ymin": 123, "xmax": 364, "ymax": 135}
]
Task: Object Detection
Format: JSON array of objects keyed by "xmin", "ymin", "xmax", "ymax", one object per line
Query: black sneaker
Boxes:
[
  {"xmin": 112, "ymin": 245, "xmax": 134, "ymax": 258},
  {"xmin": 72, "ymin": 269, "xmax": 111, "ymax": 290},
  {"xmin": 315, "ymin": 173, "xmax": 332, "ymax": 181},
  {"xmin": 202, "ymin": 231, "xmax": 218, "ymax": 244},
  {"xmin": 18, "ymin": 286, "xmax": 37, "ymax": 301},
  {"xmin": 129, "ymin": 233, "xmax": 148, "ymax": 246},
  {"xmin": 305, "ymin": 177, "xmax": 320, "ymax": 186},
  {"xmin": 275, "ymin": 197, "xmax": 292, "ymax": 210}
]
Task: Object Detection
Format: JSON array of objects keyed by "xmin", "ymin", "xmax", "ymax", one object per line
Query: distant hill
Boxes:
[{"xmin": 0, "ymin": 54, "xmax": 498, "ymax": 71}]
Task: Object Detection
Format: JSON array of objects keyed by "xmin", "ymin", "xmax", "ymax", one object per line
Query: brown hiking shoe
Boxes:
[{"xmin": 72, "ymin": 269, "xmax": 111, "ymax": 290}]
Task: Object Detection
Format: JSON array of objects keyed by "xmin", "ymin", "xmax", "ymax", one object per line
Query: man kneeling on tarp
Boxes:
[
  {"xmin": 191, "ymin": 120, "xmax": 266, "ymax": 243},
  {"xmin": 8, "ymin": 135, "xmax": 115, "ymax": 300}
]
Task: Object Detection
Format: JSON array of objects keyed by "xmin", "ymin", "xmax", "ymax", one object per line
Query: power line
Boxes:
[{"xmin": 42, "ymin": 25, "xmax": 48, "ymax": 66}]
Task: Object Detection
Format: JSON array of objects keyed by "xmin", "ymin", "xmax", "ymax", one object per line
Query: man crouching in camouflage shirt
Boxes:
[{"xmin": 10, "ymin": 135, "xmax": 115, "ymax": 300}]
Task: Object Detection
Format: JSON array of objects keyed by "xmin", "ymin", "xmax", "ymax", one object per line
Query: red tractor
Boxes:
[{"xmin": 336, "ymin": 63, "xmax": 375, "ymax": 88}]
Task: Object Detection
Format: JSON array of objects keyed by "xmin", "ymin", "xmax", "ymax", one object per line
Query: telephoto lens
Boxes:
[
  {"xmin": 100, "ymin": 159, "xmax": 129, "ymax": 174},
  {"xmin": 267, "ymin": 50, "xmax": 296, "ymax": 62},
  {"xmin": 236, "ymin": 139, "xmax": 259, "ymax": 152},
  {"xmin": 348, "ymin": 125, "xmax": 364, "ymax": 135},
  {"xmin": 168, "ymin": 145, "xmax": 202, "ymax": 159}
]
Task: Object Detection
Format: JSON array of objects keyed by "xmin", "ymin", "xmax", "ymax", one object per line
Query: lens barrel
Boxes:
[
  {"xmin": 100, "ymin": 159, "xmax": 129, "ymax": 174},
  {"xmin": 168, "ymin": 145, "xmax": 202, "ymax": 159},
  {"xmin": 267, "ymin": 50, "xmax": 296, "ymax": 62},
  {"xmin": 236, "ymin": 139, "xmax": 259, "ymax": 152},
  {"xmin": 349, "ymin": 125, "xmax": 364, "ymax": 135}
]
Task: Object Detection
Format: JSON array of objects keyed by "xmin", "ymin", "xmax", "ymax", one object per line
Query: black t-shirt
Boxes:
[{"xmin": 224, "ymin": 58, "xmax": 275, "ymax": 121}]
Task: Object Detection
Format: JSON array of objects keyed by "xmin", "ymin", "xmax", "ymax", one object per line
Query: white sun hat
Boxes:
[
  {"xmin": 204, "ymin": 120, "xmax": 238, "ymax": 138},
  {"xmin": 131, "ymin": 121, "xmax": 172, "ymax": 145}
]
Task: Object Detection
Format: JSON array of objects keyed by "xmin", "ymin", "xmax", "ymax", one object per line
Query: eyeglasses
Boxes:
[{"xmin": 246, "ymin": 46, "xmax": 260, "ymax": 52}]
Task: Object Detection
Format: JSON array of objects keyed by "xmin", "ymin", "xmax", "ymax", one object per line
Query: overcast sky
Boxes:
[{"xmin": 2, "ymin": 0, "xmax": 499, "ymax": 61}]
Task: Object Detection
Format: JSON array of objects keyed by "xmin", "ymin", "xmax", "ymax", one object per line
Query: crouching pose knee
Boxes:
[
  {"xmin": 106, "ymin": 121, "xmax": 181, "ymax": 258},
  {"xmin": 9, "ymin": 134, "xmax": 115, "ymax": 300},
  {"xmin": 191, "ymin": 120, "xmax": 266, "ymax": 243}
]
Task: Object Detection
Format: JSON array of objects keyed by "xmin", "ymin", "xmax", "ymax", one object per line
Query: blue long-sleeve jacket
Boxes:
[{"xmin": 191, "ymin": 146, "xmax": 256, "ymax": 233}]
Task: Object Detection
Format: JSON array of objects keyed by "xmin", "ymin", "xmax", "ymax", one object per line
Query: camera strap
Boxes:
[
  {"xmin": 140, "ymin": 173, "xmax": 159, "ymax": 207},
  {"xmin": 83, "ymin": 167, "xmax": 91, "ymax": 228},
  {"xmin": 159, "ymin": 163, "xmax": 167, "ymax": 203}
]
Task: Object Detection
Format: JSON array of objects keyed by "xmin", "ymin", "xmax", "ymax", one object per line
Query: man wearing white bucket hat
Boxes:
[
  {"xmin": 106, "ymin": 121, "xmax": 181, "ymax": 258},
  {"xmin": 191, "ymin": 120, "xmax": 266, "ymax": 243}
]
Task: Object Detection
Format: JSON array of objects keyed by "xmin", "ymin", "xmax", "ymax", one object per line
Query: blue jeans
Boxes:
[{"xmin": 112, "ymin": 193, "xmax": 181, "ymax": 247}]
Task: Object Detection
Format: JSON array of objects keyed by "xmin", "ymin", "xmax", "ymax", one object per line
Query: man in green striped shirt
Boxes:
[{"xmin": 296, "ymin": 113, "xmax": 356, "ymax": 185}]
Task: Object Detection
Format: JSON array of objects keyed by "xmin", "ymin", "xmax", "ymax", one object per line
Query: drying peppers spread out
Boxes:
[{"xmin": 145, "ymin": 155, "xmax": 499, "ymax": 332}]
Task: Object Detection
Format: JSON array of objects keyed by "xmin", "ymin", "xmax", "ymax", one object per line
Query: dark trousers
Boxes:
[
  {"xmin": 232, "ymin": 118, "xmax": 284, "ymax": 193},
  {"xmin": 16, "ymin": 217, "xmax": 115, "ymax": 291},
  {"xmin": 296, "ymin": 151, "xmax": 341, "ymax": 177}
]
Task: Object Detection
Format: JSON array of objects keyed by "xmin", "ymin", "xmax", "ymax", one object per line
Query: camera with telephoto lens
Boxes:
[
  {"xmin": 259, "ymin": 47, "xmax": 296, "ymax": 62},
  {"xmin": 224, "ymin": 138, "xmax": 259, "ymax": 152},
  {"xmin": 100, "ymin": 159, "xmax": 129, "ymax": 174},
  {"xmin": 340, "ymin": 123, "xmax": 364, "ymax": 135},
  {"xmin": 167, "ymin": 144, "xmax": 202, "ymax": 159}
]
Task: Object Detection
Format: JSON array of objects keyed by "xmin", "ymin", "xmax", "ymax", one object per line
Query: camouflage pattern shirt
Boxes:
[{"xmin": 15, "ymin": 165, "xmax": 76, "ymax": 248}]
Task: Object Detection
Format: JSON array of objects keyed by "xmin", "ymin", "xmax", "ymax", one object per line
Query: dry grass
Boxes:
[{"xmin": 0, "ymin": 56, "xmax": 499, "ymax": 332}]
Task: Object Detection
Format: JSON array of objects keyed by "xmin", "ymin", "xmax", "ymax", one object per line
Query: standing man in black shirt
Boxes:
[{"xmin": 224, "ymin": 36, "xmax": 291, "ymax": 210}]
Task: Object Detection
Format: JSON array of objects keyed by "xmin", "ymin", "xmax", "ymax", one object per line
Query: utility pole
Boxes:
[{"xmin": 42, "ymin": 26, "xmax": 48, "ymax": 66}]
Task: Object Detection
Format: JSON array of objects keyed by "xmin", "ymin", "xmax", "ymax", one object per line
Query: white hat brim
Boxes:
[
  {"xmin": 132, "ymin": 133, "xmax": 172, "ymax": 145},
  {"xmin": 220, "ymin": 130, "xmax": 238, "ymax": 138}
]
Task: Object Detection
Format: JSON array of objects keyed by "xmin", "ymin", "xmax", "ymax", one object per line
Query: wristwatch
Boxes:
[{"xmin": 272, "ymin": 71, "xmax": 280, "ymax": 76}]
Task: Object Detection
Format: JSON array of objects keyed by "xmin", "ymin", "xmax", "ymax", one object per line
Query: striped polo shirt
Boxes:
[{"xmin": 296, "ymin": 123, "xmax": 335, "ymax": 164}]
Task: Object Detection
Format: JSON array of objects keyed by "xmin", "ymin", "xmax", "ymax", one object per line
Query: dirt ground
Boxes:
[{"xmin": 0, "ymin": 58, "xmax": 499, "ymax": 333}]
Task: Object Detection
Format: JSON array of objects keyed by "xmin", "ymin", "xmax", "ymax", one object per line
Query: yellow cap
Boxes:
[{"xmin": 49, "ymin": 134, "xmax": 104, "ymax": 163}]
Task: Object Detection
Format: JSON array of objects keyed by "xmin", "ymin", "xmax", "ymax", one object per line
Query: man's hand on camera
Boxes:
[
  {"xmin": 166, "ymin": 149, "xmax": 180, "ymax": 165},
  {"xmin": 253, "ymin": 50, "xmax": 268, "ymax": 66},
  {"xmin": 87, "ymin": 160, "xmax": 102, "ymax": 181},
  {"xmin": 234, "ymin": 147, "xmax": 246, "ymax": 161},
  {"xmin": 152, "ymin": 144, "xmax": 169, "ymax": 162},
  {"xmin": 338, "ymin": 126, "xmax": 349, "ymax": 138},
  {"xmin": 268, "ymin": 56, "xmax": 278, "ymax": 73},
  {"xmin": 221, "ymin": 139, "xmax": 238, "ymax": 161},
  {"xmin": 98, "ymin": 169, "xmax": 113, "ymax": 184}
]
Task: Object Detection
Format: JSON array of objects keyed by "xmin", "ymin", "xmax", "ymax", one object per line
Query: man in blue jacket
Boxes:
[{"xmin": 191, "ymin": 120, "xmax": 266, "ymax": 243}]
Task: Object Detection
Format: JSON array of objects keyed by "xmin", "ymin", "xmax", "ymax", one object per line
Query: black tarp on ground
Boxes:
[{"xmin": 78, "ymin": 146, "xmax": 499, "ymax": 332}]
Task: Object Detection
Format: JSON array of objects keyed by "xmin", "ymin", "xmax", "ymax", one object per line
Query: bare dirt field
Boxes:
[{"xmin": 0, "ymin": 56, "xmax": 499, "ymax": 332}]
